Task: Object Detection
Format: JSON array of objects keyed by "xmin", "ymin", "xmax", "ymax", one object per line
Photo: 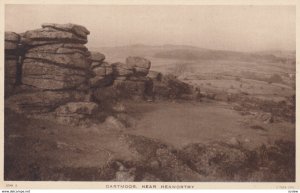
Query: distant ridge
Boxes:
[{"xmin": 89, "ymin": 44, "xmax": 295, "ymax": 63}]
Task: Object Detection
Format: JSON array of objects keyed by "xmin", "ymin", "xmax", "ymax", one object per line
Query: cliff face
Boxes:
[{"xmin": 4, "ymin": 23, "xmax": 195, "ymax": 125}]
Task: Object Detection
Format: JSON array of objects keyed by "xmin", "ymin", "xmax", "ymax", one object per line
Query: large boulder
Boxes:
[
  {"xmin": 22, "ymin": 59, "xmax": 87, "ymax": 90},
  {"xmin": 112, "ymin": 62, "xmax": 134, "ymax": 77},
  {"xmin": 126, "ymin": 56, "xmax": 151, "ymax": 76},
  {"xmin": 23, "ymin": 27, "xmax": 87, "ymax": 44},
  {"xmin": 89, "ymin": 52, "xmax": 105, "ymax": 62},
  {"xmin": 126, "ymin": 56, "xmax": 151, "ymax": 69},
  {"xmin": 152, "ymin": 74, "xmax": 193, "ymax": 99},
  {"xmin": 42, "ymin": 23, "xmax": 90, "ymax": 39}
]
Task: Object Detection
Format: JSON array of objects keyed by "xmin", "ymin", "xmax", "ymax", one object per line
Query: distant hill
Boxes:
[{"xmin": 89, "ymin": 44, "xmax": 295, "ymax": 64}]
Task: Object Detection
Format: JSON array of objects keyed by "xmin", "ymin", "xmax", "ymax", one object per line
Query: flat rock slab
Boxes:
[
  {"xmin": 28, "ymin": 43, "xmax": 88, "ymax": 55},
  {"xmin": 42, "ymin": 23, "xmax": 90, "ymax": 39},
  {"xmin": 22, "ymin": 59, "xmax": 87, "ymax": 90},
  {"xmin": 25, "ymin": 52, "xmax": 90, "ymax": 69},
  {"xmin": 24, "ymin": 28, "xmax": 87, "ymax": 44}
]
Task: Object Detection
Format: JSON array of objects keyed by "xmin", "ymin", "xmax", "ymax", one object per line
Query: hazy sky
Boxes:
[{"xmin": 5, "ymin": 5, "xmax": 295, "ymax": 52}]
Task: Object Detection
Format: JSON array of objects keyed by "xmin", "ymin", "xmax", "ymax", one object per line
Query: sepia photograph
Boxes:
[{"xmin": 2, "ymin": 2, "xmax": 297, "ymax": 185}]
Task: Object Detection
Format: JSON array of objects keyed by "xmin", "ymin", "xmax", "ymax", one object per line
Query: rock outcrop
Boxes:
[
  {"xmin": 5, "ymin": 23, "xmax": 97, "ymax": 124},
  {"xmin": 5, "ymin": 32, "xmax": 21, "ymax": 97},
  {"xmin": 5, "ymin": 23, "xmax": 197, "ymax": 125},
  {"xmin": 22, "ymin": 23, "xmax": 91, "ymax": 91}
]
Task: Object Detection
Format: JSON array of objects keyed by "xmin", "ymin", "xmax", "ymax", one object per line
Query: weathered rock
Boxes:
[
  {"xmin": 27, "ymin": 43, "xmax": 88, "ymax": 55},
  {"xmin": 152, "ymin": 74, "xmax": 192, "ymax": 99},
  {"xmin": 113, "ymin": 80, "xmax": 146, "ymax": 98},
  {"xmin": 104, "ymin": 63, "xmax": 113, "ymax": 76},
  {"xmin": 89, "ymin": 52, "xmax": 105, "ymax": 62},
  {"xmin": 25, "ymin": 52, "xmax": 90, "ymax": 69},
  {"xmin": 93, "ymin": 66, "xmax": 106, "ymax": 76},
  {"xmin": 127, "ymin": 76, "xmax": 149, "ymax": 82},
  {"xmin": 5, "ymin": 91, "xmax": 87, "ymax": 114},
  {"xmin": 133, "ymin": 66, "xmax": 149, "ymax": 76},
  {"xmin": 115, "ymin": 77, "xmax": 127, "ymax": 81},
  {"xmin": 5, "ymin": 41, "xmax": 18, "ymax": 50},
  {"xmin": 5, "ymin": 59, "xmax": 17, "ymax": 79},
  {"xmin": 23, "ymin": 27, "xmax": 87, "ymax": 44},
  {"xmin": 126, "ymin": 56, "xmax": 151, "ymax": 69},
  {"xmin": 91, "ymin": 61, "xmax": 101, "ymax": 69},
  {"xmin": 147, "ymin": 71, "xmax": 162, "ymax": 81},
  {"xmin": 5, "ymin": 55, "xmax": 18, "ymax": 60},
  {"xmin": 22, "ymin": 59, "xmax": 87, "ymax": 90},
  {"xmin": 125, "ymin": 57, "xmax": 151, "ymax": 76},
  {"xmin": 63, "ymin": 43, "xmax": 88, "ymax": 51},
  {"xmin": 42, "ymin": 23, "xmax": 90, "ymax": 39},
  {"xmin": 120, "ymin": 134, "xmax": 204, "ymax": 181},
  {"xmin": 89, "ymin": 76, "xmax": 114, "ymax": 88},
  {"xmin": 112, "ymin": 102, "xmax": 126, "ymax": 113},
  {"xmin": 104, "ymin": 116, "xmax": 125, "ymax": 130},
  {"xmin": 179, "ymin": 142, "xmax": 248, "ymax": 180},
  {"xmin": 92, "ymin": 86, "xmax": 120, "ymax": 103},
  {"xmin": 112, "ymin": 62, "xmax": 134, "ymax": 77},
  {"xmin": 55, "ymin": 102, "xmax": 98, "ymax": 115},
  {"xmin": 23, "ymin": 40, "xmax": 62, "ymax": 47},
  {"xmin": 5, "ymin": 32, "xmax": 20, "ymax": 42}
]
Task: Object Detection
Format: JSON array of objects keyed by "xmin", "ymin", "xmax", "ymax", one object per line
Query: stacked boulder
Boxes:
[
  {"xmin": 111, "ymin": 56, "xmax": 152, "ymax": 99},
  {"xmin": 89, "ymin": 52, "xmax": 114, "ymax": 88},
  {"xmin": 5, "ymin": 23, "xmax": 98, "ymax": 119},
  {"xmin": 5, "ymin": 32, "xmax": 21, "ymax": 97}
]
